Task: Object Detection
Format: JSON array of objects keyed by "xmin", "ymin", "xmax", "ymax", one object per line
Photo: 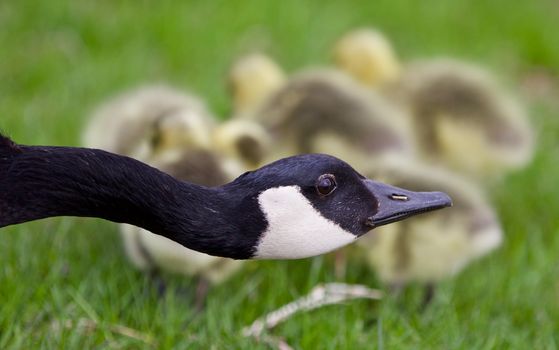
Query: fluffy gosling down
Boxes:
[
  {"xmin": 334, "ymin": 28, "xmax": 535, "ymax": 180},
  {"xmin": 229, "ymin": 54, "xmax": 415, "ymax": 165},
  {"xmin": 83, "ymin": 85, "xmax": 217, "ymax": 162}
]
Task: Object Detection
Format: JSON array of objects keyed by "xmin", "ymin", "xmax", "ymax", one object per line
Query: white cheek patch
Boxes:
[{"xmin": 254, "ymin": 186, "xmax": 356, "ymax": 259}]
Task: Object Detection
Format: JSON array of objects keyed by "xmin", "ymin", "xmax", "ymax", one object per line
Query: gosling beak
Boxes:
[{"xmin": 364, "ymin": 179, "xmax": 452, "ymax": 229}]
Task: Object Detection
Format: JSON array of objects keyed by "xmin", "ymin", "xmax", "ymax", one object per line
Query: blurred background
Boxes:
[{"xmin": 1, "ymin": 0, "xmax": 559, "ymax": 348}]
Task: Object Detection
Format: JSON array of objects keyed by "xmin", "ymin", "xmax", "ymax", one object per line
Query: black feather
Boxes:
[{"xmin": 0, "ymin": 132, "xmax": 22, "ymax": 155}]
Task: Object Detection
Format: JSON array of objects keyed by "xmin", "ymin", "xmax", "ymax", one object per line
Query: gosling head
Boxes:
[
  {"xmin": 228, "ymin": 53, "xmax": 286, "ymax": 114},
  {"xmin": 224, "ymin": 154, "xmax": 452, "ymax": 259},
  {"xmin": 333, "ymin": 28, "xmax": 401, "ymax": 87},
  {"xmin": 151, "ymin": 108, "xmax": 215, "ymax": 153},
  {"xmin": 212, "ymin": 119, "xmax": 271, "ymax": 170}
]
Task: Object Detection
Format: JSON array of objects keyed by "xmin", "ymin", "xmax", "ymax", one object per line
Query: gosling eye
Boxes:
[{"xmin": 316, "ymin": 174, "xmax": 337, "ymax": 196}]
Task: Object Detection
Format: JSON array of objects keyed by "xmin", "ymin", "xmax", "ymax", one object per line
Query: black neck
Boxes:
[{"xmin": 0, "ymin": 142, "xmax": 256, "ymax": 259}]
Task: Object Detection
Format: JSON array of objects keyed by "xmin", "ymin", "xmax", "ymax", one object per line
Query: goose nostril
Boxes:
[{"xmin": 390, "ymin": 194, "xmax": 409, "ymax": 201}]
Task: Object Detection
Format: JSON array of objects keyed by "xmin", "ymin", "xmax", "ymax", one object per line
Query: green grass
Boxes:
[{"xmin": 2, "ymin": 0, "xmax": 559, "ymax": 348}]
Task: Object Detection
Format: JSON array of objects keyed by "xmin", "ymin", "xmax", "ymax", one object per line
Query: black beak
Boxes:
[{"xmin": 364, "ymin": 179, "xmax": 452, "ymax": 230}]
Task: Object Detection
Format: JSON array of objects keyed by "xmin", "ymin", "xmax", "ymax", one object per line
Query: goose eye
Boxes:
[{"xmin": 316, "ymin": 174, "xmax": 337, "ymax": 196}]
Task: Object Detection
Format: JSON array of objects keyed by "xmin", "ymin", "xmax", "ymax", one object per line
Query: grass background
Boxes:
[{"xmin": 1, "ymin": 0, "xmax": 559, "ymax": 348}]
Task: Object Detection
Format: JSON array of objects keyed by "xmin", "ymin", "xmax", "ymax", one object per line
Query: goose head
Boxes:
[{"xmin": 223, "ymin": 154, "xmax": 452, "ymax": 259}]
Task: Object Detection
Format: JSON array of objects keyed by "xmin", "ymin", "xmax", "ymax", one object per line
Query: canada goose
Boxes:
[
  {"xmin": 356, "ymin": 158, "xmax": 502, "ymax": 304},
  {"xmin": 0, "ymin": 133, "xmax": 452, "ymax": 260},
  {"xmin": 334, "ymin": 28, "xmax": 534, "ymax": 179},
  {"xmin": 234, "ymin": 67, "xmax": 415, "ymax": 165},
  {"xmin": 228, "ymin": 53, "xmax": 286, "ymax": 115}
]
